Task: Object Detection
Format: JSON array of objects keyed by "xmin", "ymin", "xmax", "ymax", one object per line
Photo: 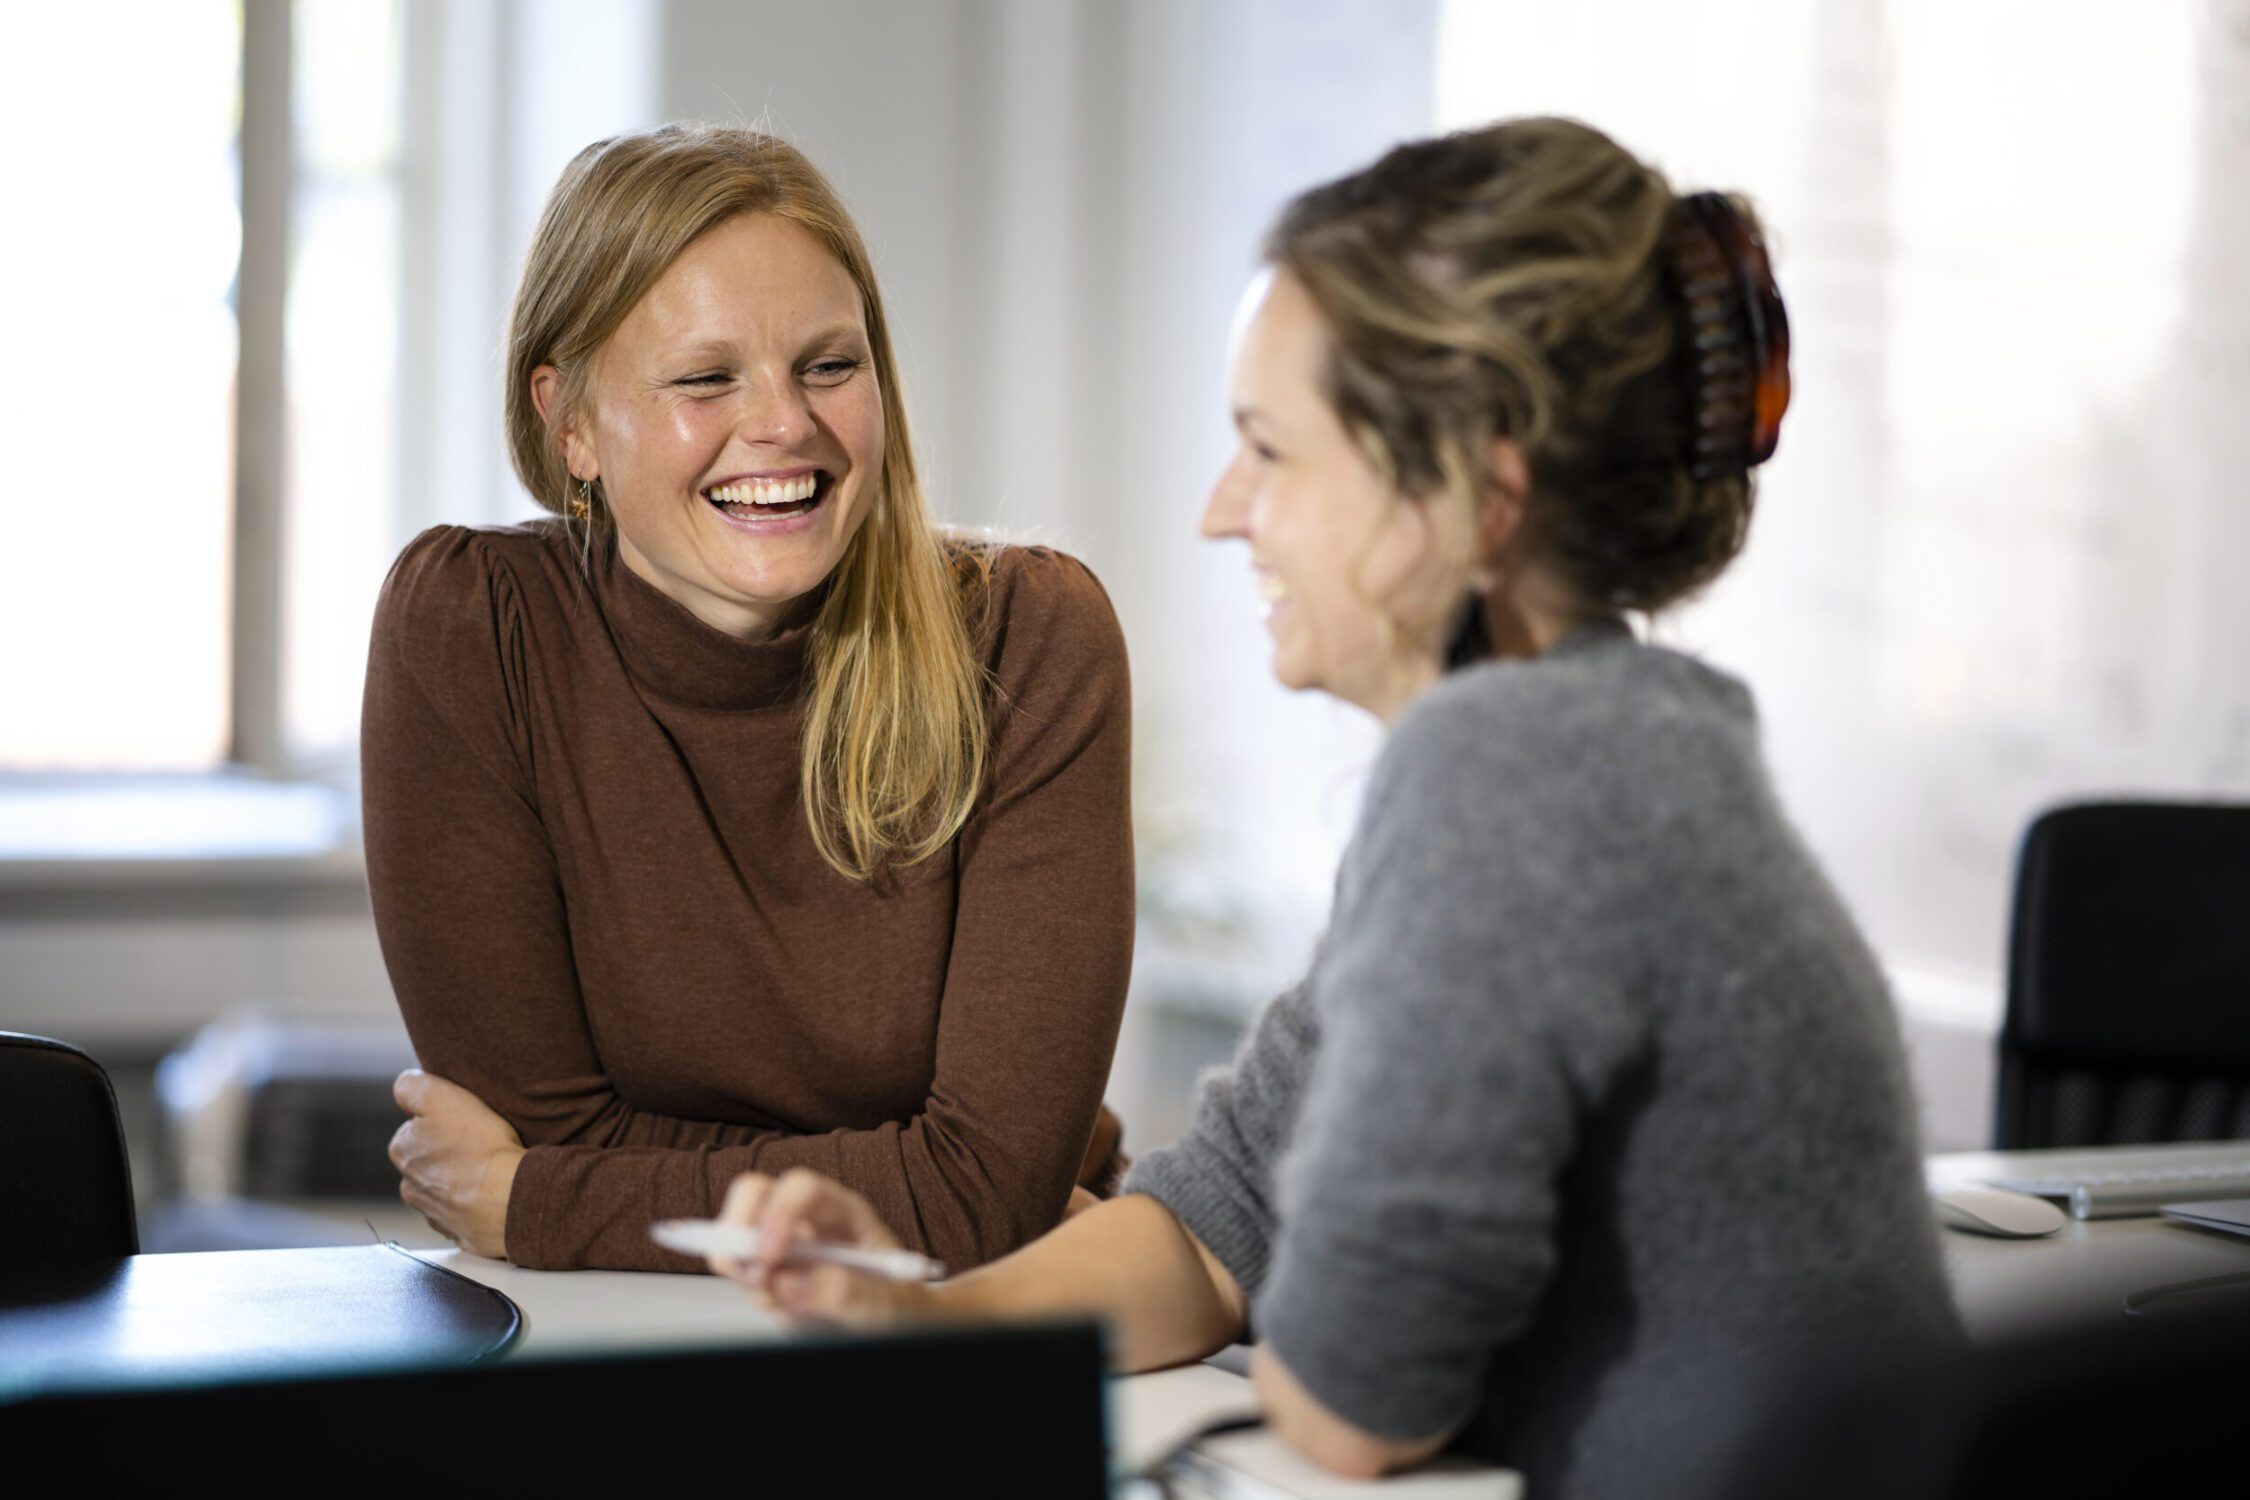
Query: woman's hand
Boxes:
[
  {"xmin": 710, "ymin": 1168, "xmax": 938, "ymax": 1328},
  {"xmin": 388, "ymin": 1069, "xmax": 524, "ymax": 1259}
]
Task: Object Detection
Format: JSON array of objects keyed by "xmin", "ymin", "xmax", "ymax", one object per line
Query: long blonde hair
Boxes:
[{"xmin": 504, "ymin": 124, "xmax": 989, "ymax": 883}]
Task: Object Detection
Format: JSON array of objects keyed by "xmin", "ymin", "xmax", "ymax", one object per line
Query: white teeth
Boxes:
[
  {"xmin": 1253, "ymin": 570, "xmax": 1290, "ymax": 605},
  {"xmin": 709, "ymin": 475, "xmax": 820, "ymax": 507}
]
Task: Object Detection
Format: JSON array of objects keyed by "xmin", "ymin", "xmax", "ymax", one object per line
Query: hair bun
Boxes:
[{"xmin": 1666, "ymin": 191, "xmax": 1792, "ymax": 480}]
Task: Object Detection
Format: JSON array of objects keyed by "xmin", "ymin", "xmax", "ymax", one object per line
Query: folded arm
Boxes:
[{"xmin": 363, "ymin": 533, "xmax": 1133, "ymax": 1271}]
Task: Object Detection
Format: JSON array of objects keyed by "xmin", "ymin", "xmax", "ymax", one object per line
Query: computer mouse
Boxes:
[{"xmin": 1931, "ymin": 1186, "xmax": 2068, "ymax": 1238}]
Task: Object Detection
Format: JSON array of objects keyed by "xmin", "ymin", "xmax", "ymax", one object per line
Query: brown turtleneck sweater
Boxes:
[{"xmin": 360, "ymin": 521, "xmax": 1134, "ymax": 1273}]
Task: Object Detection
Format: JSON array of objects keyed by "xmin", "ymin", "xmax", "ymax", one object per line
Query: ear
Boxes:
[
  {"xmin": 531, "ymin": 364, "xmax": 598, "ymax": 482},
  {"xmin": 1472, "ymin": 437, "xmax": 1531, "ymax": 583}
]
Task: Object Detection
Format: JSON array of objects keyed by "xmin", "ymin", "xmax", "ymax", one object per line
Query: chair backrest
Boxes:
[
  {"xmin": 1707, "ymin": 1295, "xmax": 2250, "ymax": 1499},
  {"xmin": 0, "ymin": 1032, "xmax": 138, "ymax": 1261},
  {"xmin": 1995, "ymin": 801, "xmax": 2250, "ymax": 1149}
]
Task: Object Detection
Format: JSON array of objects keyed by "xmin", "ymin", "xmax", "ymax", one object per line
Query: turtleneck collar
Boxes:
[{"xmin": 586, "ymin": 531, "xmax": 814, "ymax": 711}]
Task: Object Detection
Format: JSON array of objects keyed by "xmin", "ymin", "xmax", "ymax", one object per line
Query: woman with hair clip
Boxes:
[
  {"xmin": 703, "ymin": 117, "xmax": 1958, "ymax": 1497},
  {"xmin": 366, "ymin": 125, "xmax": 1133, "ymax": 1274}
]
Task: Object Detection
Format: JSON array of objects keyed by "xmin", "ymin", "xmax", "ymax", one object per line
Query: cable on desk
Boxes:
[
  {"xmin": 1135, "ymin": 1413, "xmax": 1268, "ymax": 1500},
  {"xmin": 2122, "ymin": 1269, "xmax": 2250, "ymax": 1317}
]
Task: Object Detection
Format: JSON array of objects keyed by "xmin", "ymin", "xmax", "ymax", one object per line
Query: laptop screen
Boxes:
[{"xmin": 0, "ymin": 1317, "xmax": 1111, "ymax": 1494}]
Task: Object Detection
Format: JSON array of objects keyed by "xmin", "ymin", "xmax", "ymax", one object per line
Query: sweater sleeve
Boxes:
[
  {"xmin": 363, "ymin": 529, "xmax": 790, "ymax": 1156},
  {"xmin": 490, "ymin": 548, "xmax": 1137, "ymax": 1271},
  {"xmin": 1120, "ymin": 979, "xmax": 1320, "ymax": 1304},
  {"xmin": 1252, "ymin": 681, "xmax": 1654, "ymax": 1442}
]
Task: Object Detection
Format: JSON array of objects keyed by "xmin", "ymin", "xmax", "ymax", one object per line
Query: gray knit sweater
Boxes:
[{"xmin": 1125, "ymin": 619, "xmax": 1959, "ymax": 1498}]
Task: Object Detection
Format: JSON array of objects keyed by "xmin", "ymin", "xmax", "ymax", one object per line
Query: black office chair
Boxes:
[
  {"xmin": 1994, "ymin": 801, "xmax": 2250, "ymax": 1149},
  {"xmin": 0, "ymin": 1031, "xmax": 138, "ymax": 1261},
  {"xmin": 1707, "ymin": 1295, "xmax": 2250, "ymax": 1498}
]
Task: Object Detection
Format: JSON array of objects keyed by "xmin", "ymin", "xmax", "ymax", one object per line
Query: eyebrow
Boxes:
[
  {"xmin": 799, "ymin": 322, "xmax": 870, "ymax": 349},
  {"xmin": 665, "ymin": 324, "xmax": 871, "ymax": 363},
  {"xmin": 1231, "ymin": 405, "xmax": 1266, "ymax": 432}
]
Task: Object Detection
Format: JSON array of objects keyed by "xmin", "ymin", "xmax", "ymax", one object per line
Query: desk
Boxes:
[
  {"xmin": 415, "ymin": 1148, "xmax": 2250, "ymax": 1493},
  {"xmin": 415, "ymin": 1245, "xmax": 787, "ymax": 1354},
  {"xmin": 420, "ymin": 1248, "xmax": 1519, "ymax": 1500},
  {"xmin": 34, "ymin": 1148, "xmax": 2232, "ymax": 1498},
  {"xmin": 1928, "ymin": 1145, "xmax": 2250, "ymax": 1340}
]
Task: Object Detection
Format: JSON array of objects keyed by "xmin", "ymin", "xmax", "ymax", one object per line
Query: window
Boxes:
[
  {"xmin": 1, "ymin": 0, "xmax": 402, "ymax": 777},
  {"xmin": 2, "ymin": 2, "xmax": 244, "ymax": 770}
]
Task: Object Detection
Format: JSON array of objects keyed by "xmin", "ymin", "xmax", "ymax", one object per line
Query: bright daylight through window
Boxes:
[
  {"xmin": 0, "ymin": 0, "xmax": 402, "ymax": 776},
  {"xmin": 2, "ymin": 5, "xmax": 241, "ymax": 769}
]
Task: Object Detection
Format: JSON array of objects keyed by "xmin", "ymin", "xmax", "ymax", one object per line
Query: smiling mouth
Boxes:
[{"xmin": 704, "ymin": 471, "xmax": 833, "ymax": 520}]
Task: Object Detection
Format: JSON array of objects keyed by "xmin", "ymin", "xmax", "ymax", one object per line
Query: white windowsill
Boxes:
[{"xmin": 0, "ymin": 773, "xmax": 366, "ymax": 891}]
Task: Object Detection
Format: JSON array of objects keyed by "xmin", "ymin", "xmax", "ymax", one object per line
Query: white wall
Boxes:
[
  {"xmin": 1440, "ymin": 0, "xmax": 2250, "ymax": 1010},
  {"xmin": 662, "ymin": 0, "xmax": 1439, "ymax": 956},
  {"xmin": 657, "ymin": 0, "xmax": 1449, "ymax": 1138},
  {"xmin": 396, "ymin": 0, "xmax": 662, "ymax": 543},
  {"xmin": 0, "ymin": 887, "xmax": 392, "ymax": 1052}
]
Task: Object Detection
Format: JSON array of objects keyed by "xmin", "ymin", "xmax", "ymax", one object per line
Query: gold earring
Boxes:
[{"xmin": 567, "ymin": 479, "xmax": 593, "ymax": 521}]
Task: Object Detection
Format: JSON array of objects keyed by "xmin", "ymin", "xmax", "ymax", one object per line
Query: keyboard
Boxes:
[{"xmin": 1986, "ymin": 1144, "xmax": 2250, "ymax": 1219}]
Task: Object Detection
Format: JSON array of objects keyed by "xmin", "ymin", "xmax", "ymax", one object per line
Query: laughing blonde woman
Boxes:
[{"xmin": 365, "ymin": 125, "xmax": 1132, "ymax": 1273}]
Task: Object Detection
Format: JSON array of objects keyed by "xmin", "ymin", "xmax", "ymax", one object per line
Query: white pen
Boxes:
[{"xmin": 651, "ymin": 1218, "xmax": 947, "ymax": 1283}]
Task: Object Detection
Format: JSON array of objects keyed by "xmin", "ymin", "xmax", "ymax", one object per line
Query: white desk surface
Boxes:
[
  {"xmin": 420, "ymin": 1248, "xmax": 1518, "ymax": 1500},
  {"xmin": 419, "ymin": 1247, "xmax": 788, "ymax": 1354},
  {"xmin": 403, "ymin": 1147, "xmax": 2250, "ymax": 1497},
  {"xmin": 1928, "ymin": 1144, "xmax": 2250, "ymax": 1340}
]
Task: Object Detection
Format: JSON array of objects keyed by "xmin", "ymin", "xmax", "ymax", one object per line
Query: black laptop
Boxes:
[{"xmin": 0, "ymin": 1315, "xmax": 1110, "ymax": 1493}]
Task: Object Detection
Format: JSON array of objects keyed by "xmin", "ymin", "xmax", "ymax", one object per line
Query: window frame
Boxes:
[{"xmin": 232, "ymin": 0, "xmax": 292, "ymax": 777}]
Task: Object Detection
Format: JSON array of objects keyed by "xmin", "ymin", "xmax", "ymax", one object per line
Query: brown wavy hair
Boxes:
[
  {"xmin": 1266, "ymin": 115, "xmax": 1764, "ymax": 614},
  {"xmin": 504, "ymin": 124, "xmax": 989, "ymax": 883}
]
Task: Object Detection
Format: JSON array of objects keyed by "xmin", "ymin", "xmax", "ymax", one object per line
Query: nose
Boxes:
[
  {"xmin": 737, "ymin": 374, "xmax": 820, "ymax": 451},
  {"xmin": 1200, "ymin": 453, "xmax": 1252, "ymax": 542}
]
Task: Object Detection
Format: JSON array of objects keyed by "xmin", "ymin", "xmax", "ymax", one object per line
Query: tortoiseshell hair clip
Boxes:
[{"xmin": 1668, "ymin": 190, "xmax": 1792, "ymax": 481}]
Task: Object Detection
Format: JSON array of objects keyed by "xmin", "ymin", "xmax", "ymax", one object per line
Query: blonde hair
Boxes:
[
  {"xmin": 504, "ymin": 124, "xmax": 989, "ymax": 883},
  {"xmin": 1268, "ymin": 116, "xmax": 1763, "ymax": 614}
]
